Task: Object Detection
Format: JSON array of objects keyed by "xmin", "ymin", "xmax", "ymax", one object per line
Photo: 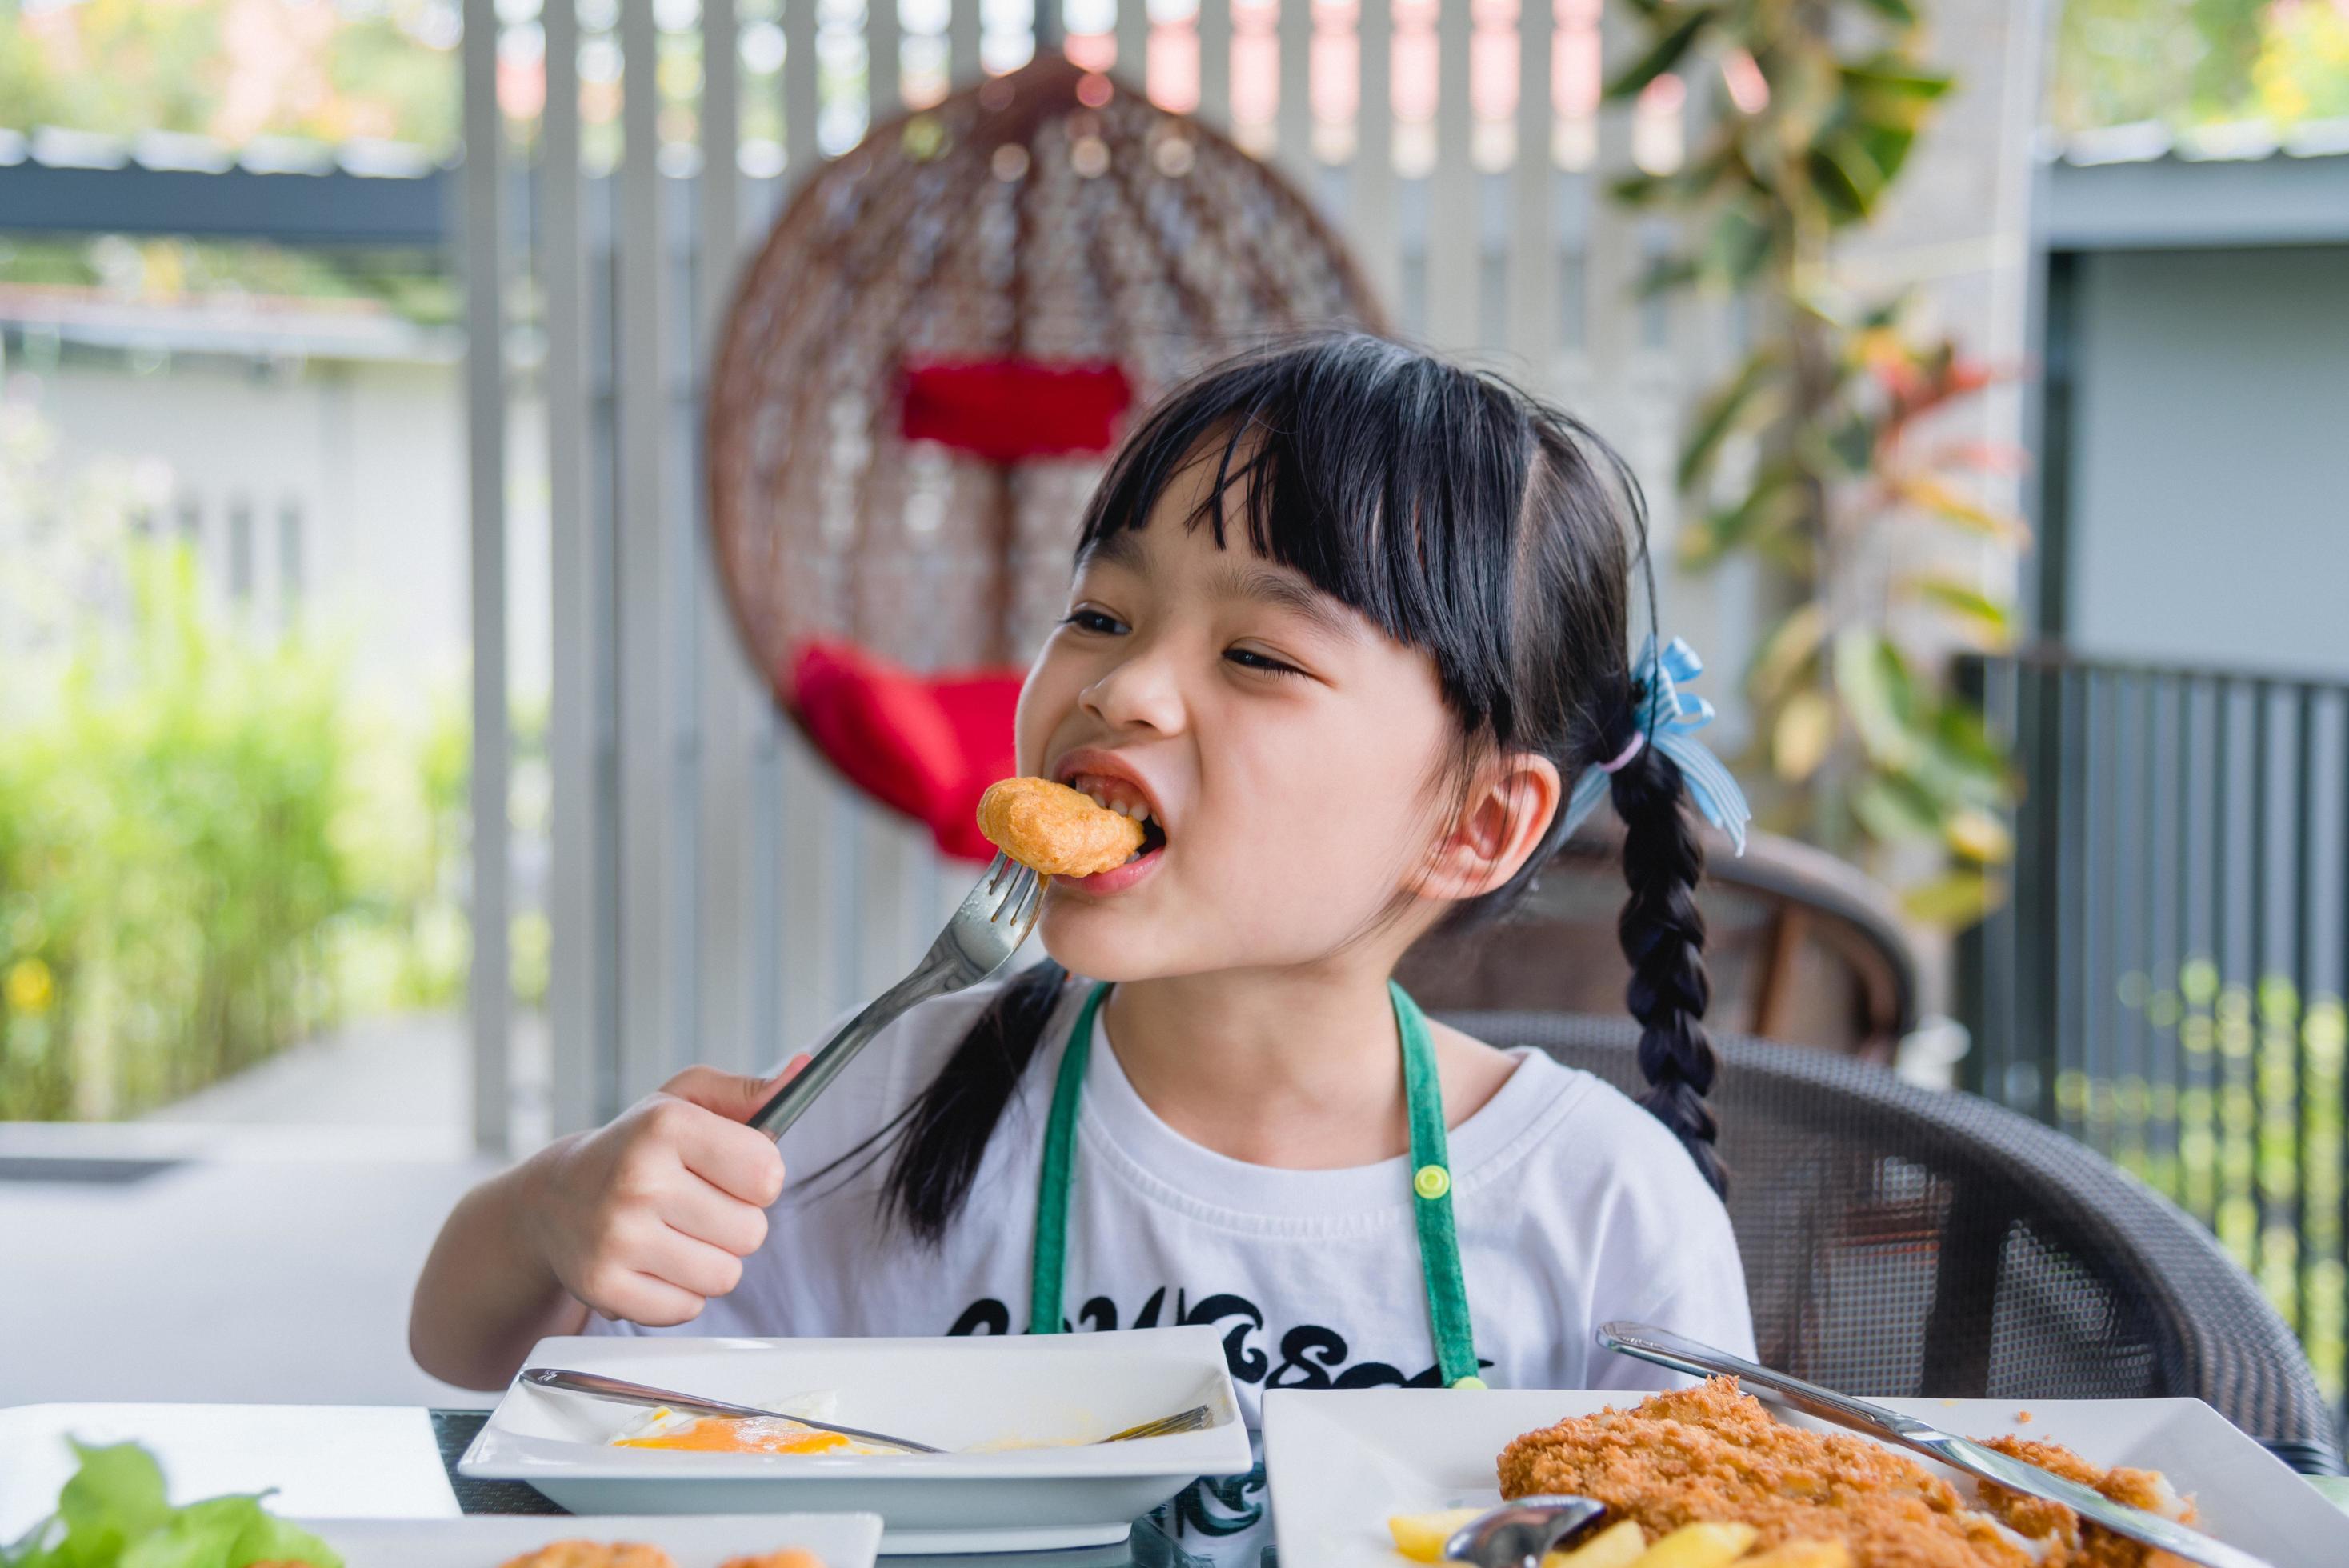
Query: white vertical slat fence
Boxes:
[{"xmin": 472, "ymin": 0, "xmax": 1729, "ymax": 1138}]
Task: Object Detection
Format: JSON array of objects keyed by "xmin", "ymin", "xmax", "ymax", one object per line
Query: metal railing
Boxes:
[{"xmin": 1960, "ymin": 647, "xmax": 2349, "ymax": 1409}]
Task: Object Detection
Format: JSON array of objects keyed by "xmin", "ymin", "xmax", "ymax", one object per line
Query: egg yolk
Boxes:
[{"xmin": 614, "ymin": 1417, "xmax": 854, "ymax": 1454}]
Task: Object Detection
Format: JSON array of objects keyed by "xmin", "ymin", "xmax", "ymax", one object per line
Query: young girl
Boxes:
[{"xmin": 412, "ymin": 334, "xmax": 1754, "ymax": 1427}]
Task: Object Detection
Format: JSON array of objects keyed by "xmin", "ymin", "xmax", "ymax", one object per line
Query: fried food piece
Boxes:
[
  {"xmin": 1546, "ymin": 1520, "xmax": 1647, "ymax": 1568},
  {"xmin": 1497, "ymin": 1378, "xmax": 2032, "ymax": 1568},
  {"xmin": 498, "ymin": 1543, "xmax": 678, "ymax": 1568},
  {"xmin": 1974, "ymin": 1436, "xmax": 2195, "ymax": 1568},
  {"xmin": 714, "ymin": 1552, "xmax": 826, "ymax": 1568},
  {"xmin": 1624, "ymin": 1522, "xmax": 1756, "ymax": 1568},
  {"xmin": 976, "ymin": 777, "xmax": 1145, "ymax": 876}
]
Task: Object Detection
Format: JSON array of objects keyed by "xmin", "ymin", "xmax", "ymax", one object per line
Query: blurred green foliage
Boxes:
[
  {"xmin": 2055, "ymin": 0, "xmax": 2349, "ymax": 132},
  {"xmin": 0, "ymin": 0, "xmax": 458, "ymax": 150},
  {"xmin": 0, "ymin": 401, "xmax": 470, "ymax": 1120},
  {"xmin": 0, "ymin": 234, "xmax": 459, "ymax": 329},
  {"xmin": 1608, "ymin": 0, "xmax": 2020, "ymax": 927}
]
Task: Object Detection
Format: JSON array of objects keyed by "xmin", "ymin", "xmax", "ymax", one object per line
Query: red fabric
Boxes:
[
  {"xmin": 787, "ymin": 640, "xmax": 1022, "ymax": 862},
  {"xmin": 900, "ymin": 359, "xmax": 1133, "ymax": 462}
]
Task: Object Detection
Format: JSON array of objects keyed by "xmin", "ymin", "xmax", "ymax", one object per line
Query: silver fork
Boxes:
[{"xmin": 747, "ymin": 852, "xmax": 1044, "ymax": 1140}]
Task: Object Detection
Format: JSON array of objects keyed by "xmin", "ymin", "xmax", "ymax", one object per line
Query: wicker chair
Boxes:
[
  {"xmin": 1402, "ymin": 826, "xmax": 1919, "ymax": 1061},
  {"xmin": 1440, "ymin": 1010, "xmax": 2347, "ymax": 1475}
]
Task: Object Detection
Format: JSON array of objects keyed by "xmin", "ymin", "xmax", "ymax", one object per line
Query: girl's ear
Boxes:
[{"xmin": 1418, "ymin": 752, "xmax": 1563, "ymax": 904}]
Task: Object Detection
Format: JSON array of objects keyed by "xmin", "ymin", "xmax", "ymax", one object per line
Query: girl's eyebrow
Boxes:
[{"xmin": 1210, "ymin": 561, "xmax": 1360, "ymax": 642}]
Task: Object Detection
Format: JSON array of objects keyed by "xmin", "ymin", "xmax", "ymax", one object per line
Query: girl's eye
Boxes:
[
  {"xmin": 1062, "ymin": 607, "xmax": 1127, "ymax": 635},
  {"xmin": 1224, "ymin": 646, "xmax": 1304, "ymax": 679}
]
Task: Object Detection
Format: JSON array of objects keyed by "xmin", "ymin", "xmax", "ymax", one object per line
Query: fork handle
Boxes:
[{"xmin": 747, "ymin": 966, "xmax": 950, "ymax": 1140}]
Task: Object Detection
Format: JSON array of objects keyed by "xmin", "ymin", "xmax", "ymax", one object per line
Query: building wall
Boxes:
[
  {"xmin": 2063, "ymin": 244, "xmax": 2349, "ymax": 677},
  {"xmin": 32, "ymin": 354, "xmax": 551, "ymax": 712}
]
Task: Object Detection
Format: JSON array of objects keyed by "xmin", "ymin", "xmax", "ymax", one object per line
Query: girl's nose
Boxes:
[{"xmin": 1080, "ymin": 649, "xmax": 1184, "ymax": 735}]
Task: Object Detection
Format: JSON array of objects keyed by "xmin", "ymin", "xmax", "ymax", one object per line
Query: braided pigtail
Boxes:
[{"xmin": 1607, "ymin": 732, "xmax": 1726, "ymax": 1196}]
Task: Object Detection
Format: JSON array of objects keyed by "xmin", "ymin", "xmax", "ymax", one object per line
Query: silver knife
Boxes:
[{"xmin": 1596, "ymin": 1322, "xmax": 2276, "ymax": 1568}]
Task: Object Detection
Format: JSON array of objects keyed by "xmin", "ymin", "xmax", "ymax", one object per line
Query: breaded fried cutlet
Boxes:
[
  {"xmin": 498, "ymin": 1542, "xmax": 678, "ymax": 1568},
  {"xmin": 1496, "ymin": 1378, "xmax": 2199, "ymax": 1568},
  {"xmin": 714, "ymin": 1552, "xmax": 826, "ymax": 1568},
  {"xmin": 1975, "ymin": 1436, "xmax": 2195, "ymax": 1568},
  {"xmin": 1499, "ymin": 1379, "xmax": 2027, "ymax": 1568}
]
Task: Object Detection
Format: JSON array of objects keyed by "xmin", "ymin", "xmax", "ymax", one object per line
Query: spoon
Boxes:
[{"xmin": 1443, "ymin": 1497, "xmax": 1611, "ymax": 1568}]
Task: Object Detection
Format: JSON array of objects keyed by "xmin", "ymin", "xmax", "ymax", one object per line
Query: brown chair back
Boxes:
[{"xmin": 1397, "ymin": 825, "xmax": 1919, "ymax": 1060}]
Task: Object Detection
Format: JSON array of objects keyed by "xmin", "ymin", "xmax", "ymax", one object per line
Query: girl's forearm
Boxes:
[{"xmin": 410, "ymin": 1144, "xmax": 590, "ymax": 1390}]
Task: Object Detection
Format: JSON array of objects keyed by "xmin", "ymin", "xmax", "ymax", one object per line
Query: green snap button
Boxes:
[
  {"xmin": 1413, "ymin": 1163, "xmax": 1451, "ymax": 1201},
  {"xmin": 1450, "ymin": 1375, "xmax": 1487, "ymax": 1390}
]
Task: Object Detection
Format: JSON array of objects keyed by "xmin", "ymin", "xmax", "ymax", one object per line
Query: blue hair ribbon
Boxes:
[{"xmin": 1557, "ymin": 636, "xmax": 1752, "ymax": 856}]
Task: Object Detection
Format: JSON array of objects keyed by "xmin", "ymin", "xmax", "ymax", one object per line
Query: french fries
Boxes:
[
  {"xmin": 1387, "ymin": 1509, "xmax": 1490, "ymax": 1562},
  {"xmin": 1540, "ymin": 1519, "xmax": 1647, "ymax": 1568},
  {"xmin": 1385, "ymin": 1510, "xmax": 1844, "ymax": 1568},
  {"xmin": 1622, "ymin": 1524, "xmax": 1758, "ymax": 1568},
  {"xmin": 1737, "ymin": 1543, "xmax": 1848, "ymax": 1568}
]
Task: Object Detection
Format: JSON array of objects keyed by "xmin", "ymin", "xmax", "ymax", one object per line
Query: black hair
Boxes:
[{"xmin": 828, "ymin": 334, "xmax": 1725, "ymax": 1238}]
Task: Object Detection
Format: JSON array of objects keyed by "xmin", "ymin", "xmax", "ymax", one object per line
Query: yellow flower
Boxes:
[{"xmin": 5, "ymin": 957, "xmax": 56, "ymax": 1015}]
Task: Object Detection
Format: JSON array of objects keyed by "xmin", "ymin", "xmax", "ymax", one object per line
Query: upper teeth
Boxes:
[{"xmin": 1077, "ymin": 782, "xmax": 1150, "ymax": 823}]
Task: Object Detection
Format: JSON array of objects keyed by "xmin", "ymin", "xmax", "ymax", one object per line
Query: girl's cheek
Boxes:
[{"xmin": 1012, "ymin": 648, "xmax": 1077, "ymax": 772}]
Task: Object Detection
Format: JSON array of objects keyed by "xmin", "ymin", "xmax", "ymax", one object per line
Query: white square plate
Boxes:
[
  {"xmin": 458, "ymin": 1327, "xmax": 1252, "ymax": 1554},
  {"xmin": 291, "ymin": 1511, "xmax": 882, "ymax": 1568},
  {"xmin": 1261, "ymin": 1387, "xmax": 2341, "ymax": 1568}
]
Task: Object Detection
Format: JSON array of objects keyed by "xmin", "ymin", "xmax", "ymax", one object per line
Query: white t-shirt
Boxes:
[{"xmin": 589, "ymin": 976, "xmax": 1755, "ymax": 1411}]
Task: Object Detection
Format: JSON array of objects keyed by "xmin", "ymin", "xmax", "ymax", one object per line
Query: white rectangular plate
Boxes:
[
  {"xmin": 458, "ymin": 1327, "xmax": 1252, "ymax": 1554},
  {"xmin": 294, "ymin": 1511, "xmax": 882, "ymax": 1568},
  {"xmin": 0, "ymin": 1406, "xmax": 460, "ymax": 1538},
  {"xmin": 1262, "ymin": 1386, "xmax": 2340, "ymax": 1568}
]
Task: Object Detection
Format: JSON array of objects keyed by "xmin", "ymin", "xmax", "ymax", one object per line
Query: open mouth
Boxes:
[{"xmin": 1058, "ymin": 769, "xmax": 1169, "ymax": 866}]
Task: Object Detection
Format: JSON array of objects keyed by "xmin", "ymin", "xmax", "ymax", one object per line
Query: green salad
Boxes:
[{"xmin": 3, "ymin": 1442, "xmax": 342, "ymax": 1568}]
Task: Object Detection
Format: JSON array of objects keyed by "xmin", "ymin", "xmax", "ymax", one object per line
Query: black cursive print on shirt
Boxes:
[{"xmin": 947, "ymin": 1286, "xmax": 1493, "ymax": 1554}]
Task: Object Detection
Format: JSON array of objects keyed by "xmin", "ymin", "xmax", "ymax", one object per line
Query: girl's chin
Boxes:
[{"xmin": 1036, "ymin": 892, "xmax": 1178, "ymax": 982}]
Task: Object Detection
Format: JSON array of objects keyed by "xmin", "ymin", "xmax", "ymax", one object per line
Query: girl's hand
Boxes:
[{"xmin": 524, "ymin": 1058, "xmax": 810, "ymax": 1326}]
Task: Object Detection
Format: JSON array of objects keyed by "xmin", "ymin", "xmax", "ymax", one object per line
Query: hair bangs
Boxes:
[{"xmin": 1074, "ymin": 336, "xmax": 1528, "ymax": 732}]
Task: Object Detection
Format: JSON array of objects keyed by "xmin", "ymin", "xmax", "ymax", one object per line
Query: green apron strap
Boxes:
[
  {"xmin": 1029, "ymin": 981, "xmax": 1110, "ymax": 1336},
  {"xmin": 1028, "ymin": 978, "xmax": 1483, "ymax": 1389},
  {"xmin": 1392, "ymin": 981, "xmax": 1484, "ymax": 1388}
]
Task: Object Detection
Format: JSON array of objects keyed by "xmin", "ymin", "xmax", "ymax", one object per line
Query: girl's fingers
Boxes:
[
  {"xmin": 678, "ymin": 1113, "xmax": 788, "ymax": 1207},
  {"xmin": 659, "ymin": 1178, "xmax": 771, "ymax": 1258},
  {"xmin": 644, "ymin": 1226, "xmax": 749, "ymax": 1301},
  {"xmin": 593, "ymin": 1270, "xmax": 709, "ymax": 1329}
]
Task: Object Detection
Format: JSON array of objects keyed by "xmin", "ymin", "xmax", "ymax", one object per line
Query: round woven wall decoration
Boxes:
[
  {"xmin": 707, "ymin": 50, "xmax": 1383, "ymax": 682},
  {"xmin": 706, "ymin": 51, "xmax": 1382, "ymax": 853}
]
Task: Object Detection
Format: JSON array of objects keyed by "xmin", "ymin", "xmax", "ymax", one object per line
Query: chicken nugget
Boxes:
[
  {"xmin": 714, "ymin": 1552, "xmax": 826, "ymax": 1568},
  {"xmin": 498, "ymin": 1542, "xmax": 678, "ymax": 1568},
  {"xmin": 976, "ymin": 777, "xmax": 1144, "ymax": 877}
]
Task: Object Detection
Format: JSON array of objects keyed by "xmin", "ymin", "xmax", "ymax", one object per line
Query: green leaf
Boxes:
[
  {"xmin": 1899, "ymin": 571, "xmax": 2014, "ymax": 647},
  {"xmin": 1850, "ymin": 0, "xmax": 1919, "ymax": 24},
  {"xmin": 1903, "ymin": 869, "xmax": 2005, "ymax": 930},
  {"xmin": 55, "ymin": 1442, "xmax": 171, "ymax": 1568},
  {"xmin": 1635, "ymin": 255, "xmax": 1703, "ymax": 298},
  {"xmin": 1676, "ymin": 349, "xmax": 1783, "ymax": 494},
  {"xmin": 1840, "ymin": 57, "xmax": 1954, "ymax": 102},
  {"xmin": 1747, "ymin": 601, "xmax": 1828, "ymax": 704},
  {"xmin": 1684, "ymin": 470, "xmax": 1807, "ymax": 570},
  {"xmin": 1854, "ymin": 771, "xmax": 1947, "ymax": 844},
  {"xmin": 1603, "ymin": 7, "xmax": 1717, "ymax": 102},
  {"xmin": 1699, "ymin": 205, "xmax": 1776, "ymax": 290},
  {"xmin": 1833, "ymin": 630, "xmax": 1923, "ymax": 770},
  {"xmin": 118, "ymin": 1502, "xmax": 250, "ymax": 1568},
  {"xmin": 1810, "ymin": 129, "xmax": 1888, "ymax": 220}
]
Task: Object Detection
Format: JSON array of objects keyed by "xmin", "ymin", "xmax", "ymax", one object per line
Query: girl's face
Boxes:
[{"xmin": 1014, "ymin": 455, "xmax": 1468, "ymax": 982}]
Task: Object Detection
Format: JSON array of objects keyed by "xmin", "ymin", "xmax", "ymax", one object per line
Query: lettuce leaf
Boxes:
[{"xmin": 6, "ymin": 1445, "xmax": 338, "ymax": 1568}]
